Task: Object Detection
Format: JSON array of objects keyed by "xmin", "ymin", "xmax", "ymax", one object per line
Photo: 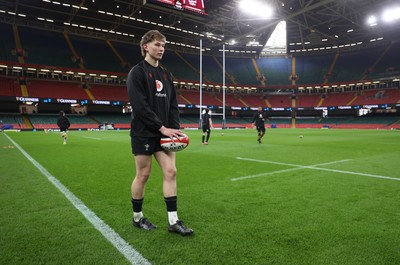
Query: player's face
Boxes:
[{"xmin": 144, "ymin": 39, "xmax": 165, "ymax": 61}]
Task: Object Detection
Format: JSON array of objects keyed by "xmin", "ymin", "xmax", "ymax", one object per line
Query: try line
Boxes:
[
  {"xmin": 232, "ymin": 157, "xmax": 400, "ymax": 182},
  {"xmin": 4, "ymin": 133, "xmax": 151, "ymax": 265}
]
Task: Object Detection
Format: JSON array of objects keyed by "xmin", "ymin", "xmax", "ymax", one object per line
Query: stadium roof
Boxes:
[{"xmin": 1, "ymin": 0, "xmax": 400, "ymax": 57}]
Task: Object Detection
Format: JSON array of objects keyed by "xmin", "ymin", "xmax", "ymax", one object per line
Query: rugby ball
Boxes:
[{"xmin": 160, "ymin": 134, "xmax": 189, "ymax": 152}]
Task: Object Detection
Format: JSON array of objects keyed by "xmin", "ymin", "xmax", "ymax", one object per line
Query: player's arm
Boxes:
[
  {"xmin": 209, "ymin": 117, "xmax": 213, "ymax": 129},
  {"xmin": 168, "ymin": 74, "xmax": 180, "ymax": 130},
  {"xmin": 127, "ymin": 66, "xmax": 163, "ymax": 131}
]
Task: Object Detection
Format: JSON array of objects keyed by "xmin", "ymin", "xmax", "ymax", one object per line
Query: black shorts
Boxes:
[
  {"xmin": 256, "ymin": 126, "xmax": 266, "ymax": 133},
  {"xmin": 59, "ymin": 127, "xmax": 68, "ymax": 132},
  {"xmin": 202, "ymin": 125, "xmax": 210, "ymax": 133},
  {"xmin": 131, "ymin": 136, "xmax": 163, "ymax": 155}
]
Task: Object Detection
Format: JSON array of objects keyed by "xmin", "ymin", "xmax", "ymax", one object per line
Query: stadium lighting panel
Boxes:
[
  {"xmin": 239, "ymin": 0, "xmax": 273, "ymax": 19},
  {"xmin": 382, "ymin": 7, "xmax": 400, "ymax": 22}
]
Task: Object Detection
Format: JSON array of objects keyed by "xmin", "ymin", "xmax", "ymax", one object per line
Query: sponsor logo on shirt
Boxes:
[
  {"xmin": 156, "ymin": 80, "xmax": 163, "ymax": 92},
  {"xmin": 155, "ymin": 80, "xmax": 166, "ymax": 97}
]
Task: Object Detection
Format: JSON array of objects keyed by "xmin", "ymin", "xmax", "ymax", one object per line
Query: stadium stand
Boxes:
[
  {"xmin": 370, "ymin": 42, "xmax": 400, "ymax": 80},
  {"xmin": 319, "ymin": 92, "xmax": 356, "ymax": 107},
  {"xmin": 26, "ymin": 79, "xmax": 90, "ymax": 99},
  {"xmin": 266, "ymin": 94, "xmax": 292, "ymax": 108},
  {"xmin": 0, "ymin": 24, "xmax": 17, "ymax": 63},
  {"xmin": 68, "ymin": 35, "xmax": 123, "ymax": 72},
  {"xmin": 295, "ymin": 54, "xmax": 335, "ymax": 84},
  {"xmin": 0, "ymin": 77, "xmax": 21, "ymax": 97},
  {"xmin": 242, "ymin": 94, "xmax": 268, "ymax": 108},
  {"xmin": 351, "ymin": 88, "xmax": 400, "ymax": 105},
  {"xmin": 28, "ymin": 114, "xmax": 97, "ymax": 129},
  {"xmin": 18, "ymin": 27, "xmax": 76, "ymax": 68},
  {"xmin": 90, "ymin": 84, "xmax": 128, "ymax": 101},
  {"xmin": 332, "ymin": 47, "xmax": 386, "ymax": 82},
  {"xmin": 161, "ymin": 51, "xmax": 198, "ymax": 80},
  {"xmin": 225, "ymin": 57, "xmax": 258, "ymax": 85},
  {"xmin": 257, "ymin": 57, "xmax": 292, "ymax": 85},
  {"xmin": 295, "ymin": 94, "xmax": 323, "ymax": 108}
]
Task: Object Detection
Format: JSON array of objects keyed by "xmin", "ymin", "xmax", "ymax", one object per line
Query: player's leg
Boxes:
[
  {"xmin": 154, "ymin": 151, "xmax": 193, "ymax": 236},
  {"xmin": 131, "ymin": 136, "xmax": 157, "ymax": 230},
  {"xmin": 202, "ymin": 126, "xmax": 207, "ymax": 144},
  {"xmin": 60, "ymin": 129, "xmax": 67, "ymax": 144},
  {"xmin": 259, "ymin": 127, "xmax": 266, "ymax": 140},
  {"xmin": 257, "ymin": 127, "xmax": 262, "ymax": 143},
  {"xmin": 205, "ymin": 128, "xmax": 211, "ymax": 143},
  {"xmin": 131, "ymin": 154, "xmax": 157, "ymax": 230}
]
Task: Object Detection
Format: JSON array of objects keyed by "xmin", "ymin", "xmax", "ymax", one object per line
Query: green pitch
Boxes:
[{"xmin": 1, "ymin": 129, "xmax": 400, "ymax": 265}]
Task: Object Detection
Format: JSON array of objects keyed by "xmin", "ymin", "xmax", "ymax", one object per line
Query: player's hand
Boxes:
[{"xmin": 159, "ymin": 126, "xmax": 184, "ymax": 140}]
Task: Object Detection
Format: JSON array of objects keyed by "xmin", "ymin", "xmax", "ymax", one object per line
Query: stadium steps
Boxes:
[
  {"xmin": 179, "ymin": 94, "xmax": 192, "ymax": 104},
  {"xmin": 252, "ymin": 58, "xmax": 265, "ymax": 86},
  {"xmin": 12, "ymin": 25, "xmax": 25, "ymax": 64},
  {"xmin": 361, "ymin": 42, "xmax": 392, "ymax": 80},
  {"xmin": 212, "ymin": 56, "xmax": 236, "ymax": 84},
  {"xmin": 386, "ymin": 118, "xmax": 400, "ymax": 126},
  {"xmin": 347, "ymin": 95, "xmax": 358, "ymax": 105},
  {"xmin": 324, "ymin": 51, "xmax": 340, "ymax": 83},
  {"xmin": 106, "ymin": 40, "xmax": 131, "ymax": 69},
  {"xmin": 239, "ymin": 98, "xmax": 248, "ymax": 107},
  {"xmin": 87, "ymin": 115, "xmax": 101, "ymax": 124},
  {"xmin": 85, "ymin": 88, "xmax": 95, "ymax": 100},
  {"xmin": 22, "ymin": 114, "xmax": 33, "ymax": 129},
  {"xmin": 264, "ymin": 99, "xmax": 272, "ymax": 107},
  {"xmin": 215, "ymin": 97, "xmax": 224, "ymax": 105},
  {"xmin": 174, "ymin": 51, "xmax": 210, "ymax": 82},
  {"xmin": 317, "ymin": 97, "xmax": 325, "ymax": 107},
  {"xmin": 20, "ymin": 84, "xmax": 29, "ymax": 97},
  {"xmin": 63, "ymin": 32, "xmax": 85, "ymax": 69}
]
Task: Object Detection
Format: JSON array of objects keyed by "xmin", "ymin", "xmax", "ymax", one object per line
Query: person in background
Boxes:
[
  {"xmin": 127, "ymin": 30, "xmax": 193, "ymax": 236},
  {"xmin": 252, "ymin": 107, "xmax": 266, "ymax": 144},
  {"xmin": 201, "ymin": 108, "xmax": 213, "ymax": 145},
  {"xmin": 57, "ymin": 111, "xmax": 70, "ymax": 145}
]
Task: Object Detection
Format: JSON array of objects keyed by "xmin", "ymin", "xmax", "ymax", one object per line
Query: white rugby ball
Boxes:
[{"xmin": 160, "ymin": 134, "xmax": 190, "ymax": 152}]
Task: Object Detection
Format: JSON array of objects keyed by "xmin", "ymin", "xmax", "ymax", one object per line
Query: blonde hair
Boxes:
[{"xmin": 140, "ymin": 30, "xmax": 166, "ymax": 57}]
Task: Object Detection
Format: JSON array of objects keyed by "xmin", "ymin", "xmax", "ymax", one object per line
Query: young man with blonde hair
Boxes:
[{"xmin": 127, "ymin": 30, "xmax": 193, "ymax": 236}]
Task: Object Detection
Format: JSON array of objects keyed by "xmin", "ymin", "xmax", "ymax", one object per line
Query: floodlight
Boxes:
[
  {"xmin": 367, "ymin": 15, "xmax": 377, "ymax": 26},
  {"xmin": 239, "ymin": 0, "xmax": 273, "ymax": 19},
  {"xmin": 382, "ymin": 7, "xmax": 400, "ymax": 22}
]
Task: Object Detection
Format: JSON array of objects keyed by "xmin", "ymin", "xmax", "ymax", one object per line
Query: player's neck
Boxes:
[{"xmin": 145, "ymin": 56, "xmax": 159, "ymax": 67}]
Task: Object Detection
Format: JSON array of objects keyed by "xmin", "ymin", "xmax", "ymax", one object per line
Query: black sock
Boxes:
[
  {"xmin": 131, "ymin": 198, "xmax": 143, "ymax": 213},
  {"xmin": 202, "ymin": 135, "xmax": 205, "ymax": 142},
  {"xmin": 164, "ymin": 196, "xmax": 177, "ymax": 212},
  {"xmin": 206, "ymin": 131, "xmax": 210, "ymax": 142}
]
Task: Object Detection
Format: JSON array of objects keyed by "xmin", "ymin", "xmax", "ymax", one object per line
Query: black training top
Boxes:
[
  {"xmin": 127, "ymin": 60, "xmax": 180, "ymax": 137},
  {"xmin": 57, "ymin": 115, "xmax": 70, "ymax": 130},
  {"xmin": 252, "ymin": 111, "xmax": 265, "ymax": 127},
  {"xmin": 202, "ymin": 113, "xmax": 210, "ymax": 127}
]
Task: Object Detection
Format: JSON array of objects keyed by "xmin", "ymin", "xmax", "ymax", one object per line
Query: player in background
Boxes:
[
  {"xmin": 57, "ymin": 111, "xmax": 70, "ymax": 145},
  {"xmin": 127, "ymin": 30, "xmax": 193, "ymax": 236},
  {"xmin": 201, "ymin": 108, "xmax": 213, "ymax": 145},
  {"xmin": 252, "ymin": 107, "xmax": 266, "ymax": 144}
]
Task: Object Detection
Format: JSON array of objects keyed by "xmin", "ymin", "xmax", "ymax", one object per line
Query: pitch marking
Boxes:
[
  {"xmin": 233, "ymin": 157, "xmax": 399, "ymax": 182},
  {"xmin": 83, "ymin": 136, "xmax": 102, "ymax": 140},
  {"xmin": 5, "ymin": 133, "xmax": 151, "ymax": 265}
]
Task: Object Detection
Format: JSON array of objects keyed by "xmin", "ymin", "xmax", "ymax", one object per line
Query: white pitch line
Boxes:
[
  {"xmin": 233, "ymin": 157, "xmax": 400, "ymax": 182},
  {"xmin": 232, "ymin": 158, "xmax": 351, "ymax": 181},
  {"xmin": 83, "ymin": 136, "xmax": 102, "ymax": 140},
  {"xmin": 5, "ymin": 133, "xmax": 151, "ymax": 265}
]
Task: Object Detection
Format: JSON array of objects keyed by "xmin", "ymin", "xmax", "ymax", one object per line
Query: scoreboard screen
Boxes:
[{"xmin": 144, "ymin": 0, "xmax": 208, "ymax": 16}]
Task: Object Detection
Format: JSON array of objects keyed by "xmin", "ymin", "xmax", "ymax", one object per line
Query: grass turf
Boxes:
[{"xmin": 1, "ymin": 128, "xmax": 399, "ymax": 265}]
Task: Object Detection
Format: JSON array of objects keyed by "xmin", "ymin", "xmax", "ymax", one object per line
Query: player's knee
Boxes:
[{"xmin": 164, "ymin": 167, "xmax": 177, "ymax": 180}]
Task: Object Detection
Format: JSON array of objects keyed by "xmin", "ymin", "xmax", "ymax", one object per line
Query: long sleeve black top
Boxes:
[{"xmin": 127, "ymin": 60, "xmax": 180, "ymax": 137}]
